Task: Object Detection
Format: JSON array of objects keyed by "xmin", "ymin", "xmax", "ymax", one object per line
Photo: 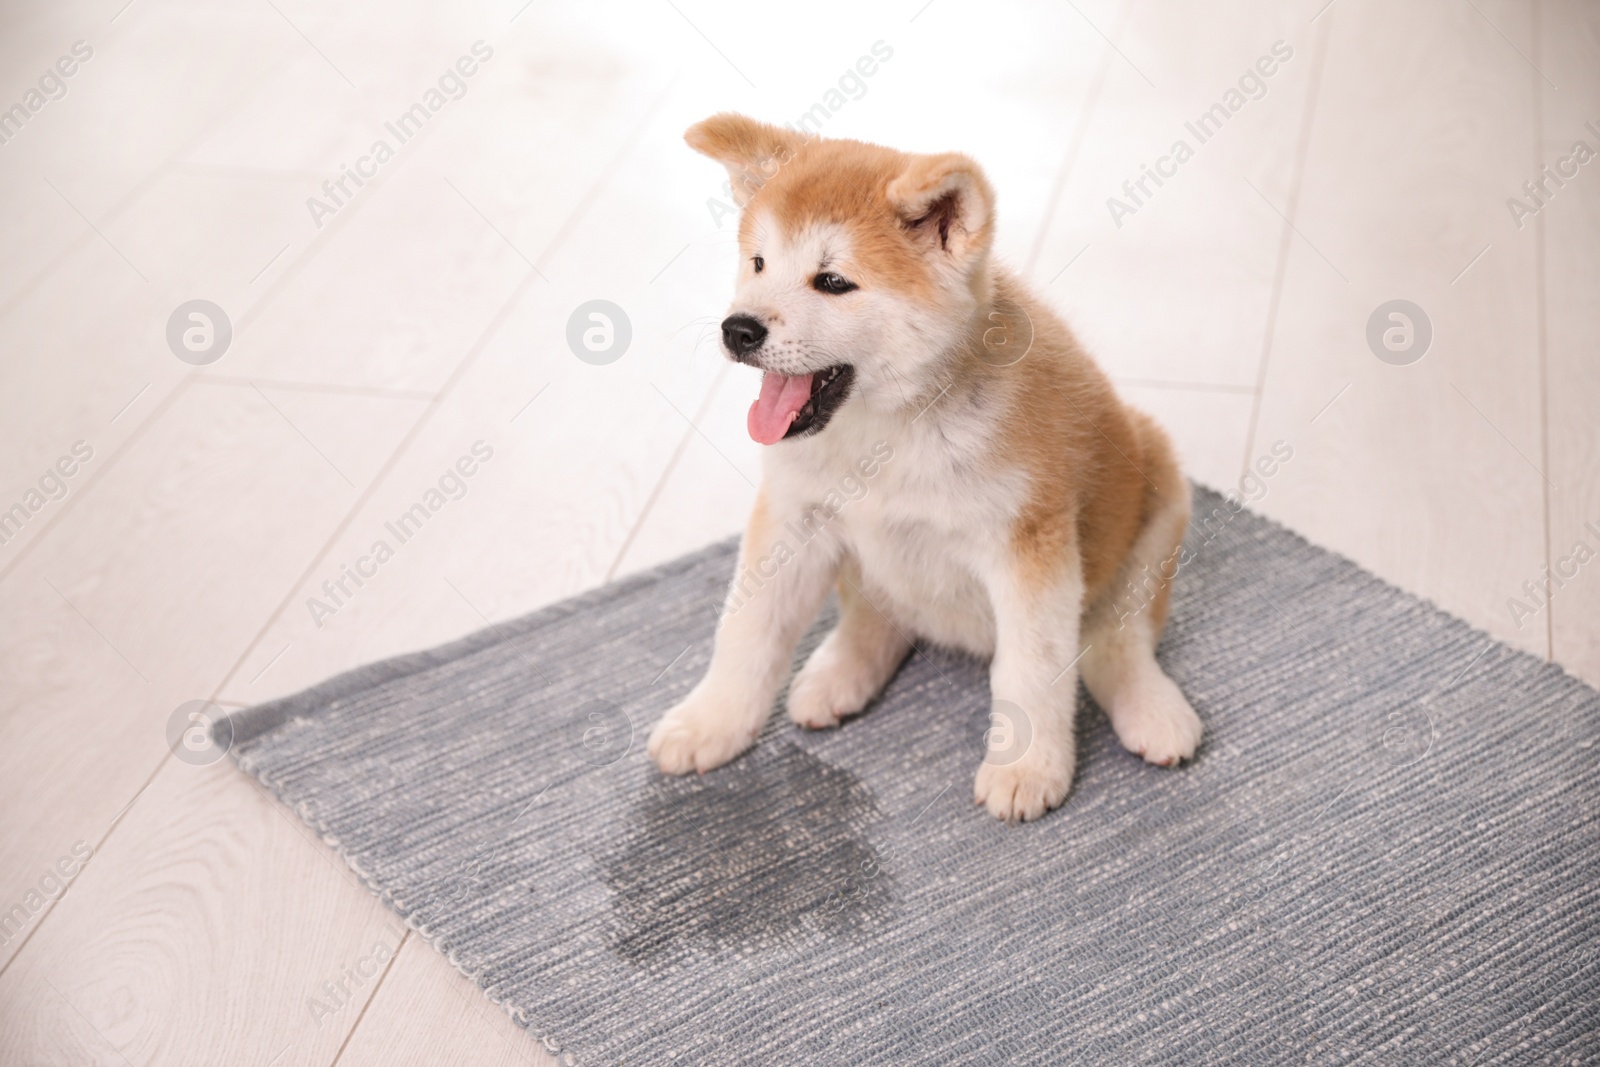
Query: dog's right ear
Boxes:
[{"xmin": 685, "ymin": 113, "xmax": 804, "ymax": 206}]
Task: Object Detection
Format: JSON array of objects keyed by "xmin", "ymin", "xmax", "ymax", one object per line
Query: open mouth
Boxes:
[{"xmin": 747, "ymin": 364, "xmax": 855, "ymax": 445}]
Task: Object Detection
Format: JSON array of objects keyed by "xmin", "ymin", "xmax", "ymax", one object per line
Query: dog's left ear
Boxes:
[{"xmin": 887, "ymin": 153, "xmax": 994, "ymax": 261}]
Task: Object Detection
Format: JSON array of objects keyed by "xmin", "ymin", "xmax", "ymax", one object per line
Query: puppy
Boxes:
[{"xmin": 647, "ymin": 114, "xmax": 1202, "ymax": 821}]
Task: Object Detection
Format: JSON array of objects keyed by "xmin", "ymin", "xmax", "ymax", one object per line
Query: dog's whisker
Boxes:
[{"xmin": 672, "ymin": 316, "xmax": 720, "ymax": 338}]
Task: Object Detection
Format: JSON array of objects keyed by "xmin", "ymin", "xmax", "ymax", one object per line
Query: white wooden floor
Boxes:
[{"xmin": 1, "ymin": 0, "xmax": 1595, "ymax": 1062}]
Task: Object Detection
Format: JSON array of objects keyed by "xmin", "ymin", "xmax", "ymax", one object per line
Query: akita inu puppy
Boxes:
[{"xmin": 647, "ymin": 114, "xmax": 1202, "ymax": 821}]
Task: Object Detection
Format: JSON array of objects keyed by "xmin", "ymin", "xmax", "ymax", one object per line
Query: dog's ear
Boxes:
[
  {"xmin": 685, "ymin": 113, "xmax": 805, "ymax": 206},
  {"xmin": 887, "ymin": 153, "xmax": 994, "ymax": 261}
]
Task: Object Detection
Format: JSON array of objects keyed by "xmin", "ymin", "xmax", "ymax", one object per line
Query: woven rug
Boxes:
[{"xmin": 230, "ymin": 487, "xmax": 1600, "ymax": 1065}]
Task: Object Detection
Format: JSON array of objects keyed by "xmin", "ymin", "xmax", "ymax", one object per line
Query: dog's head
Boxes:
[{"xmin": 687, "ymin": 113, "xmax": 996, "ymax": 444}]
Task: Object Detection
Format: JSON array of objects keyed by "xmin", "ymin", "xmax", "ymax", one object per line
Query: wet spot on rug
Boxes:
[{"xmin": 601, "ymin": 742, "xmax": 893, "ymax": 967}]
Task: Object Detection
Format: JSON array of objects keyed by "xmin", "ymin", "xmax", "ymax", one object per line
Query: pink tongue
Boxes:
[{"xmin": 747, "ymin": 371, "xmax": 814, "ymax": 445}]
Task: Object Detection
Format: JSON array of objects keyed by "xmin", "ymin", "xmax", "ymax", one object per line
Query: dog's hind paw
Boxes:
[
  {"xmin": 1110, "ymin": 673, "xmax": 1202, "ymax": 768},
  {"xmin": 787, "ymin": 650, "xmax": 876, "ymax": 729}
]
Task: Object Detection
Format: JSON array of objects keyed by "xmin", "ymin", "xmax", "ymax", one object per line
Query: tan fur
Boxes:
[{"xmin": 650, "ymin": 115, "xmax": 1202, "ymax": 821}]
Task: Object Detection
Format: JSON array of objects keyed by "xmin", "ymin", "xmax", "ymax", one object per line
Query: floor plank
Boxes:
[
  {"xmin": 1028, "ymin": 0, "xmax": 1323, "ymax": 392},
  {"xmin": 335, "ymin": 936, "xmax": 557, "ymax": 1067},
  {"xmin": 0, "ymin": 385, "xmax": 426, "ymax": 973},
  {"xmin": 0, "ymin": 758, "xmax": 397, "ymax": 1066},
  {"xmin": 1250, "ymin": 0, "xmax": 1548, "ymax": 656},
  {"xmin": 1539, "ymin": 0, "xmax": 1600, "ymax": 685},
  {"xmin": 0, "ymin": 1, "xmax": 292, "ymax": 310}
]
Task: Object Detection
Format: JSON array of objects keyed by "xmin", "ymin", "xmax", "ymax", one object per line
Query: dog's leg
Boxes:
[
  {"xmin": 973, "ymin": 548, "xmax": 1085, "ymax": 822},
  {"xmin": 788, "ymin": 556, "xmax": 912, "ymax": 729},
  {"xmin": 1080, "ymin": 477, "xmax": 1202, "ymax": 766},
  {"xmin": 648, "ymin": 493, "xmax": 840, "ymax": 774}
]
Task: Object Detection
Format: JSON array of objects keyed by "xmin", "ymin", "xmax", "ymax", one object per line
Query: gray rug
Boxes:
[{"xmin": 230, "ymin": 488, "xmax": 1600, "ymax": 1066}]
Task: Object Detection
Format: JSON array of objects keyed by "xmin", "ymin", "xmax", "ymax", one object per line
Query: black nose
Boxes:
[{"xmin": 721, "ymin": 314, "xmax": 767, "ymax": 360}]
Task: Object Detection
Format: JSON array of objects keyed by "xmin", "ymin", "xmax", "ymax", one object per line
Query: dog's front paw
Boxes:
[
  {"xmin": 973, "ymin": 750, "xmax": 1073, "ymax": 822},
  {"xmin": 648, "ymin": 685, "xmax": 760, "ymax": 775},
  {"xmin": 1111, "ymin": 674, "xmax": 1202, "ymax": 767}
]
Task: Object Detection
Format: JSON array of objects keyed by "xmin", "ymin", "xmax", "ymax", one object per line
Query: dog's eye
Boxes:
[
  {"xmin": 752, "ymin": 256, "xmax": 764, "ymax": 273},
  {"xmin": 813, "ymin": 271, "xmax": 857, "ymax": 295}
]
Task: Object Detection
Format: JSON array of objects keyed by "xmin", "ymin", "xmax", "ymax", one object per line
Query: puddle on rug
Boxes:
[{"xmin": 600, "ymin": 741, "xmax": 894, "ymax": 967}]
